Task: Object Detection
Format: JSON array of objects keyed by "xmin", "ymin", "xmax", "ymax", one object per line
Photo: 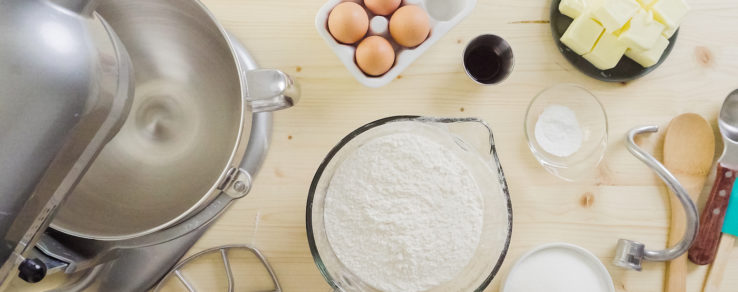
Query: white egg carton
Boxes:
[{"xmin": 315, "ymin": 0, "xmax": 477, "ymax": 88}]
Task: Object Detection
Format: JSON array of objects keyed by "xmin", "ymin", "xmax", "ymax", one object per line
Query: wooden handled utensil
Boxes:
[
  {"xmin": 703, "ymin": 179, "xmax": 738, "ymax": 292},
  {"xmin": 689, "ymin": 90, "xmax": 738, "ymax": 265},
  {"xmin": 663, "ymin": 114, "xmax": 716, "ymax": 292}
]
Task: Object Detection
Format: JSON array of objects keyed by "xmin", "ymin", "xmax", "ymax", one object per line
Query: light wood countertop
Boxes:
[
  {"xmin": 14, "ymin": 0, "xmax": 738, "ymax": 291},
  {"xmin": 175, "ymin": 0, "xmax": 738, "ymax": 291}
]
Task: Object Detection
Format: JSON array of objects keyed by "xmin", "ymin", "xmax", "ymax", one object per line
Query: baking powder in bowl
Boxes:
[
  {"xmin": 324, "ymin": 133, "xmax": 484, "ymax": 292},
  {"xmin": 535, "ymin": 105, "xmax": 583, "ymax": 157}
]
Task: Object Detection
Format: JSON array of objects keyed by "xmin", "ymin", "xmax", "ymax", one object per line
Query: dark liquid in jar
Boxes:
[
  {"xmin": 463, "ymin": 35, "xmax": 513, "ymax": 85},
  {"xmin": 464, "ymin": 47, "xmax": 502, "ymax": 84}
]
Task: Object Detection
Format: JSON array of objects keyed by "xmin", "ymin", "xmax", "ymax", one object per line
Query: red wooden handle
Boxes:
[{"xmin": 688, "ymin": 164, "xmax": 738, "ymax": 265}]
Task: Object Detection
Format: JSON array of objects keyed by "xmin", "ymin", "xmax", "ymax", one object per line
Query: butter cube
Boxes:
[
  {"xmin": 651, "ymin": 0, "xmax": 689, "ymax": 29},
  {"xmin": 560, "ymin": 0, "xmax": 605, "ymax": 18},
  {"xmin": 587, "ymin": 0, "xmax": 605, "ymax": 11},
  {"xmin": 560, "ymin": 0, "xmax": 587, "ymax": 18},
  {"xmin": 592, "ymin": 0, "xmax": 641, "ymax": 32},
  {"xmin": 619, "ymin": 10, "xmax": 665, "ymax": 50},
  {"xmin": 635, "ymin": 0, "xmax": 658, "ymax": 8},
  {"xmin": 625, "ymin": 35, "xmax": 669, "ymax": 67},
  {"xmin": 583, "ymin": 32, "xmax": 628, "ymax": 70},
  {"xmin": 561, "ymin": 15, "xmax": 605, "ymax": 55},
  {"xmin": 662, "ymin": 25, "xmax": 677, "ymax": 38}
]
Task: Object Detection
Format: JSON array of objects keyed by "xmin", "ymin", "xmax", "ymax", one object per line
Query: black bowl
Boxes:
[{"xmin": 550, "ymin": 0, "xmax": 678, "ymax": 82}]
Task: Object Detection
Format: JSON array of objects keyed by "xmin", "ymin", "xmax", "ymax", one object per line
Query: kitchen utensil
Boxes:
[
  {"xmin": 307, "ymin": 116, "xmax": 512, "ymax": 292},
  {"xmin": 549, "ymin": 0, "xmax": 678, "ymax": 82},
  {"xmin": 613, "ymin": 126, "xmax": 698, "ymax": 271},
  {"xmin": 50, "ymin": 0, "xmax": 299, "ymax": 242},
  {"xmin": 703, "ymin": 179, "xmax": 738, "ymax": 292},
  {"xmin": 524, "ymin": 84, "xmax": 608, "ymax": 181},
  {"xmin": 463, "ymin": 34, "xmax": 515, "ymax": 85},
  {"xmin": 689, "ymin": 90, "xmax": 738, "ymax": 265},
  {"xmin": 316, "ymin": 0, "xmax": 477, "ymax": 87},
  {"xmin": 502, "ymin": 243, "xmax": 615, "ymax": 292},
  {"xmin": 8, "ymin": 0, "xmax": 298, "ymax": 289},
  {"xmin": 154, "ymin": 244, "xmax": 281, "ymax": 292},
  {"xmin": 662, "ymin": 114, "xmax": 715, "ymax": 292},
  {"xmin": 0, "ymin": 0, "xmax": 134, "ymax": 287},
  {"xmin": 31, "ymin": 33, "xmax": 276, "ymax": 292}
]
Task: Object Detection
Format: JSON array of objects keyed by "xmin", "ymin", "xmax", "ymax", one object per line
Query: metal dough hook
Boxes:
[
  {"xmin": 154, "ymin": 244, "xmax": 281, "ymax": 292},
  {"xmin": 613, "ymin": 126, "xmax": 699, "ymax": 271}
]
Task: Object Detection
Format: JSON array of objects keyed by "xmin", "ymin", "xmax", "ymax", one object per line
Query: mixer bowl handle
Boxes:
[
  {"xmin": 228, "ymin": 32, "xmax": 300, "ymax": 113},
  {"xmin": 244, "ymin": 69, "xmax": 301, "ymax": 113}
]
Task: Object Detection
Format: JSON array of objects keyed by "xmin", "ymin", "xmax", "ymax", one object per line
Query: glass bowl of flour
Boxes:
[
  {"xmin": 307, "ymin": 116, "xmax": 512, "ymax": 292},
  {"xmin": 524, "ymin": 84, "xmax": 608, "ymax": 181}
]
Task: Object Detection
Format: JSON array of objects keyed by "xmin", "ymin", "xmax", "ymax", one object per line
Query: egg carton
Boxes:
[{"xmin": 316, "ymin": 0, "xmax": 477, "ymax": 88}]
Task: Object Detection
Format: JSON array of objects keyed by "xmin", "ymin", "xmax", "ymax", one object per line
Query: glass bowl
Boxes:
[
  {"xmin": 306, "ymin": 116, "xmax": 512, "ymax": 292},
  {"xmin": 524, "ymin": 84, "xmax": 608, "ymax": 181}
]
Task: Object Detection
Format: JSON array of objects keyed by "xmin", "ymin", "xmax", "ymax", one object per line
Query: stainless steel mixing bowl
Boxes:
[
  {"xmin": 29, "ymin": 28, "xmax": 279, "ymax": 292},
  {"xmin": 51, "ymin": 0, "xmax": 298, "ymax": 241},
  {"xmin": 307, "ymin": 116, "xmax": 512, "ymax": 292}
]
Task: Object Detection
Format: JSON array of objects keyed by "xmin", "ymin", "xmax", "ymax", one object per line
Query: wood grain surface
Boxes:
[
  {"xmin": 176, "ymin": 0, "xmax": 738, "ymax": 290},
  {"xmin": 664, "ymin": 114, "xmax": 715, "ymax": 292},
  {"xmin": 704, "ymin": 234, "xmax": 737, "ymax": 292},
  {"xmin": 10, "ymin": 0, "xmax": 738, "ymax": 291}
]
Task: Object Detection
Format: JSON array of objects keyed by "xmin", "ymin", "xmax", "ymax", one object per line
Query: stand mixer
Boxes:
[{"xmin": 0, "ymin": 0, "xmax": 298, "ymax": 290}]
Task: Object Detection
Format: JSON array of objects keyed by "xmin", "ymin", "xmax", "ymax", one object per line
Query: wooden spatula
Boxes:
[{"xmin": 664, "ymin": 113, "xmax": 716, "ymax": 292}]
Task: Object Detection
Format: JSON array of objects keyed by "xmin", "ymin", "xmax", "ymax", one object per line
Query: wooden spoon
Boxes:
[{"xmin": 664, "ymin": 113, "xmax": 716, "ymax": 292}]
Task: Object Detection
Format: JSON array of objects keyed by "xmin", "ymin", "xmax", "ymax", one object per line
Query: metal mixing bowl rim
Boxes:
[
  {"xmin": 305, "ymin": 115, "xmax": 513, "ymax": 292},
  {"xmin": 50, "ymin": 0, "xmax": 257, "ymax": 241}
]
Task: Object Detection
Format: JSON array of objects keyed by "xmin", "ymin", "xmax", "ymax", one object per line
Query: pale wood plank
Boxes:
[{"xmin": 10, "ymin": 0, "xmax": 738, "ymax": 291}]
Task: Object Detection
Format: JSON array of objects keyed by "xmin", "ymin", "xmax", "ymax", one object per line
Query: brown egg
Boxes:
[
  {"xmin": 355, "ymin": 36, "xmax": 395, "ymax": 76},
  {"xmin": 328, "ymin": 2, "xmax": 369, "ymax": 44},
  {"xmin": 389, "ymin": 5, "xmax": 430, "ymax": 48},
  {"xmin": 365, "ymin": 0, "xmax": 401, "ymax": 16}
]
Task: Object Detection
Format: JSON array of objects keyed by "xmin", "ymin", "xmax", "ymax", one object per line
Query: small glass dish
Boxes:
[{"xmin": 524, "ymin": 84, "xmax": 608, "ymax": 181}]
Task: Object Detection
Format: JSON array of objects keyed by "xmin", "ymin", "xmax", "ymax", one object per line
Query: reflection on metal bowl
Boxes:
[{"xmin": 51, "ymin": 0, "xmax": 298, "ymax": 241}]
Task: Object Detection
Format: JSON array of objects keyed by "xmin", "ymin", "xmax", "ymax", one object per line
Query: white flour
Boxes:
[
  {"xmin": 324, "ymin": 133, "xmax": 484, "ymax": 292},
  {"xmin": 535, "ymin": 105, "xmax": 583, "ymax": 157}
]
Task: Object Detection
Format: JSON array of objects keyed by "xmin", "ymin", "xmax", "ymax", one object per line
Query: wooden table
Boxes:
[
  {"xmin": 169, "ymin": 0, "xmax": 738, "ymax": 291},
  {"xmin": 12, "ymin": 0, "xmax": 738, "ymax": 291}
]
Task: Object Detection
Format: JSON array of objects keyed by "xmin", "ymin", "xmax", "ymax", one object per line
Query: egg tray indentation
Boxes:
[{"xmin": 316, "ymin": 0, "xmax": 477, "ymax": 88}]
